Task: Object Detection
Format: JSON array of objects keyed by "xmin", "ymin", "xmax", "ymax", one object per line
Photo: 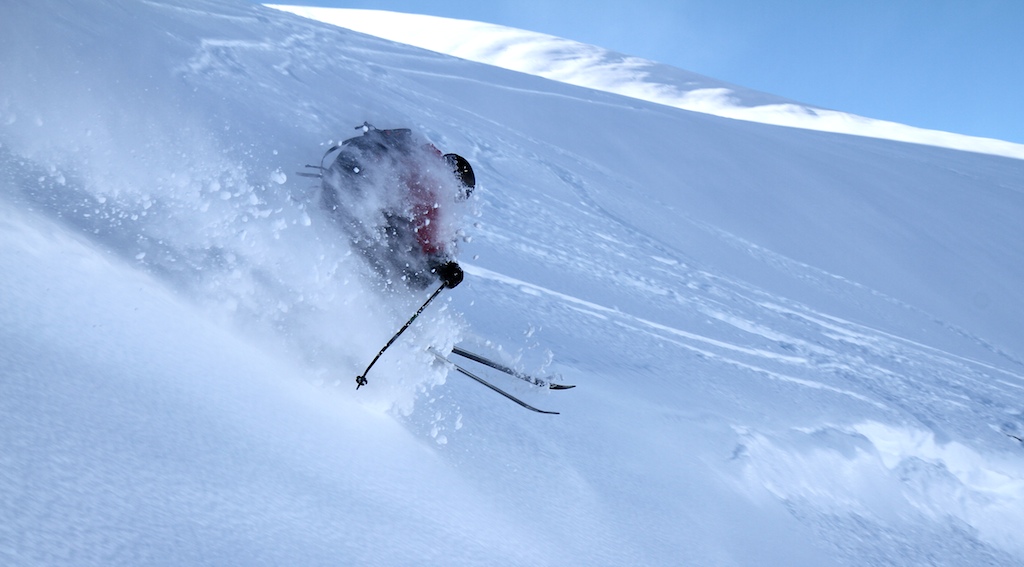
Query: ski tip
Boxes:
[{"xmin": 548, "ymin": 383, "xmax": 576, "ymax": 390}]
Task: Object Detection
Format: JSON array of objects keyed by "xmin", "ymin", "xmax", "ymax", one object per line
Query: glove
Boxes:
[{"xmin": 432, "ymin": 261, "xmax": 464, "ymax": 289}]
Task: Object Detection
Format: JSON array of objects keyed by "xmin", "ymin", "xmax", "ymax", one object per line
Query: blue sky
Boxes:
[{"xmin": 269, "ymin": 0, "xmax": 1024, "ymax": 145}]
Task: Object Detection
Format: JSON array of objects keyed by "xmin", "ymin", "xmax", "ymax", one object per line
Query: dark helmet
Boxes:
[{"xmin": 444, "ymin": 153, "xmax": 475, "ymax": 199}]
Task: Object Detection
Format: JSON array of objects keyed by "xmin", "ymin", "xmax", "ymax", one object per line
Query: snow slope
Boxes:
[
  {"xmin": 270, "ymin": 5, "xmax": 1024, "ymax": 161},
  {"xmin": 3, "ymin": 0, "xmax": 1024, "ymax": 565}
]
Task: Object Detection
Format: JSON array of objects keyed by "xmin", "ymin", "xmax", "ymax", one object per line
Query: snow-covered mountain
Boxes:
[
  {"xmin": 3, "ymin": 1, "xmax": 1024, "ymax": 565},
  {"xmin": 270, "ymin": 5, "xmax": 1024, "ymax": 161}
]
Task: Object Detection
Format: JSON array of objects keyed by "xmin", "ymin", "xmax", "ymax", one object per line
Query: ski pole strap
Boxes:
[{"xmin": 356, "ymin": 283, "xmax": 446, "ymax": 389}]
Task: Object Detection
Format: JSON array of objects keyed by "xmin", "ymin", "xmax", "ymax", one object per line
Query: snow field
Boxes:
[{"xmin": 3, "ymin": 0, "xmax": 1024, "ymax": 565}]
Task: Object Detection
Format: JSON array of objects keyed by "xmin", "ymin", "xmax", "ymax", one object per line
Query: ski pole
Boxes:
[{"xmin": 356, "ymin": 283, "xmax": 446, "ymax": 389}]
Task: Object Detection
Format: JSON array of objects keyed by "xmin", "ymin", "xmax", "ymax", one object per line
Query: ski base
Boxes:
[{"xmin": 429, "ymin": 348, "xmax": 559, "ymax": 415}]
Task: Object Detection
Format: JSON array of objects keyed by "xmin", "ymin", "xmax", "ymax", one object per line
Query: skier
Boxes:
[{"xmin": 318, "ymin": 123, "xmax": 475, "ymax": 291}]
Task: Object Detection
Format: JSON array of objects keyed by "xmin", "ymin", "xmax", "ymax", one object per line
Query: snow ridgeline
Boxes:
[{"xmin": 271, "ymin": 5, "xmax": 1024, "ymax": 161}]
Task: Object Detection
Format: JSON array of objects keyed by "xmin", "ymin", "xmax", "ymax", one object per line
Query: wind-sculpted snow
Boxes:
[{"xmin": 3, "ymin": 0, "xmax": 1024, "ymax": 565}]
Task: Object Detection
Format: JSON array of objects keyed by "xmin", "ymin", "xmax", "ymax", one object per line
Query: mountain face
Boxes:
[{"xmin": 2, "ymin": 1, "xmax": 1024, "ymax": 565}]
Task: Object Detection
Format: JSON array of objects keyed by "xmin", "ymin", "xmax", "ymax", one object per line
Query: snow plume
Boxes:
[
  {"xmin": 0, "ymin": 0, "xmax": 460, "ymax": 415},
  {"xmin": 1, "ymin": 126, "xmax": 460, "ymax": 412}
]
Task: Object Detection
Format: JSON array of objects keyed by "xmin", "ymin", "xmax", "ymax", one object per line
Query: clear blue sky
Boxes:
[{"xmin": 270, "ymin": 0, "xmax": 1024, "ymax": 144}]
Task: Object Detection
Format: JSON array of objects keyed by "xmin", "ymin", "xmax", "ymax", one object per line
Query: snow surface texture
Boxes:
[
  {"xmin": 3, "ymin": 1, "xmax": 1024, "ymax": 565},
  {"xmin": 270, "ymin": 6, "xmax": 1024, "ymax": 161}
]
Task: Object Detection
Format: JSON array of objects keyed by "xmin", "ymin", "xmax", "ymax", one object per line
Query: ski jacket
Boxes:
[{"xmin": 320, "ymin": 126, "xmax": 474, "ymax": 276}]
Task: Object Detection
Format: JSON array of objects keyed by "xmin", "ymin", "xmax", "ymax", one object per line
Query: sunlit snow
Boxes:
[{"xmin": 271, "ymin": 6, "xmax": 1024, "ymax": 161}]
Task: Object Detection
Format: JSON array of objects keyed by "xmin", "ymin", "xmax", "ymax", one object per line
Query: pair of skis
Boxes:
[
  {"xmin": 430, "ymin": 346, "xmax": 574, "ymax": 415},
  {"xmin": 353, "ymin": 283, "xmax": 572, "ymax": 414}
]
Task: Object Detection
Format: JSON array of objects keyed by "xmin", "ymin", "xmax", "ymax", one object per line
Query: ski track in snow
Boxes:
[{"xmin": 466, "ymin": 263, "xmax": 884, "ymax": 408}]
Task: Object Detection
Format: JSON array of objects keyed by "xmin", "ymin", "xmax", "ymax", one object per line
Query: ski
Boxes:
[
  {"xmin": 429, "ymin": 348, "xmax": 560, "ymax": 415},
  {"xmin": 451, "ymin": 346, "xmax": 576, "ymax": 390}
]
